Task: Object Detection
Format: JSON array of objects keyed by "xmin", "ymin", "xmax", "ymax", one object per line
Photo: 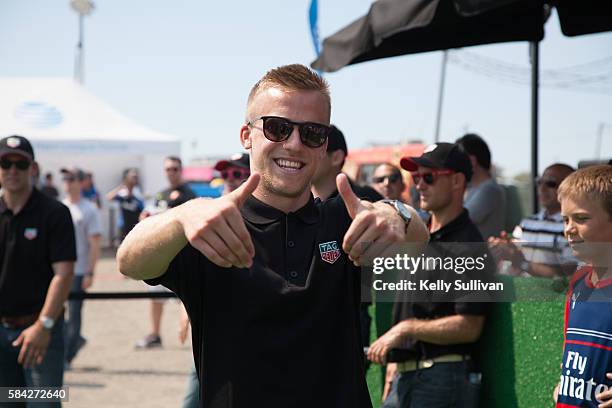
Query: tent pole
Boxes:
[
  {"xmin": 530, "ymin": 41, "xmax": 539, "ymax": 214},
  {"xmin": 434, "ymin": 50, "xmax": 448, "ymax": 143}
]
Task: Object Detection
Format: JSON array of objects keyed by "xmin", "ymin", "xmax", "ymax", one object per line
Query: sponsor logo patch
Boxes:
[
  {"xmin": 24, "ymin": 227, "xmax": 38, "ymax": 240},
  {"xmin": 424, "ymin": 144, "xmax": 438, "ymax": 153},
  {"xmin": 319, "ymin": 240, "xmax": 341, "ymax": 264},
  {"xmin": 7, "ymin": 137, "xmax": 21, "ymax": 148}
]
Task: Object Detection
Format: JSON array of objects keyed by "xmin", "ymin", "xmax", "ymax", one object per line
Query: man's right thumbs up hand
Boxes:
[{"xmin": 178, "ymin": 173, "xmax": 260, "ymax": 268}]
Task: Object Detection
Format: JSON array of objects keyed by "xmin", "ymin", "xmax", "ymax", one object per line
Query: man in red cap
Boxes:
[
  {"xmin": 214, "ymin": 153, "xmax": 250, "ymax": 195},
  {"xmin": 369, "ymin": 142, "xmax": 492, "ymax": 408}
]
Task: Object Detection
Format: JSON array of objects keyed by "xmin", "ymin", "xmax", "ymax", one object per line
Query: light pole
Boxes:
[
  {"xmin": 433, "ymin": 50, "xmax": 448, "ymax": 143},
  {"xmin": 595, "ymin": 122, "xmax": 611, "ymax": 160},
  {"xmin": 70, "ymin": 0, "xmax": 95, "ymax": 84}
]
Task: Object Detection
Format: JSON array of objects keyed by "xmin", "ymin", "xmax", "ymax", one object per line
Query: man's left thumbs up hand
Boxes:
[{"xmin": 337, "ymin": 174, "xmax": 428, "ymax": 266}]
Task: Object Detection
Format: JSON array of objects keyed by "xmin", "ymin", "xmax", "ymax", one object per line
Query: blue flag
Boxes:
[{"xmin": 309, "ymin": 0, "xmax": 321, "ymax": 57}]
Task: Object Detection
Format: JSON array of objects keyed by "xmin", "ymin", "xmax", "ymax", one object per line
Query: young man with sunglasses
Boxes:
[
  {"xmin": 214, "ymin": 153, "xmax": 250, "ymax": 195},
  {"xmin": 371, "ymin": 163, "xmax": 406, "ymax": 202},
  {"xmin": 117, "ymin": 64, "xmax": 428, "ymax": 408},
  {"xmin": 136, "ymin": 156, "xmax": 197, "ymax": 349},
  {"xmin": 60, "ymin": 167, "xmax": 102, "ymax": 368},
  {"xmin": 368, "ymin": 142, "xmax": 492, "ymax": 408},
  {"xmin": 0, "ymin": 135, "xmax": 76, "ymax": 397},
  {"xmin": 488, "ymin": 163, "xmax": 577, "ymax": 278}
]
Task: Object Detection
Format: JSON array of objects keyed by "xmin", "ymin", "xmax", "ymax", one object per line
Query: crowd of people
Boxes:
[{"xmin": 0, "ymin": 63, "xmax": 611, "ymax": 408}]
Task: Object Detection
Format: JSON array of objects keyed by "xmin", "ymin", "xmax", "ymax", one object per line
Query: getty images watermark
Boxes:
[
  {"xmin": 357, "ymin": 242, "xmax": 570, "ymax": 303},
  {"xmin": 371, "ymin": 252, "xmax": 501, "ymax": 292}
]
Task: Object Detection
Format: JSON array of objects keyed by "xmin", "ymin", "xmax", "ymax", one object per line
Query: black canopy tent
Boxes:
[{"xmin": 311, "ymin": 0, "xmax": 612, "ymax": 213}]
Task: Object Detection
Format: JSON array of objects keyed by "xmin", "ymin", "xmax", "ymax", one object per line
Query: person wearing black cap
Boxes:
[
  {"xmin": 214, "ymin": 153, "xmax": 250, "ymax": 195},
  {"xmin": 311, "ymin": 124, "xmax": 383, "ymax": 363},
  {"xmin": 368, "ymin": 143, "xmax": 492, "ymax": 408},
  {"xmin": 117, "ymin": 64, "xmax": 428, "ymax": 407},
  {"xmin": 0, "ymin": 135, "xmax": 76, "ymax": 394}
]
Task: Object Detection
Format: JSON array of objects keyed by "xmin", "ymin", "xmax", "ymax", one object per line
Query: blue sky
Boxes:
[{"xmin": 1, "ymin": 0, "xmax": 611, "ymax": 176}]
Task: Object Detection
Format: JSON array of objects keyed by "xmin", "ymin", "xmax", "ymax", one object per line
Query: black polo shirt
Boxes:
[
  {"xmin": 0, "ymin": 188, "xmax": 76, "ymax": 317},
  {"xmin": 392, "ymin": 209, "xmax": 492, "ymax": 360},
  {"xmin": 156, "ymin": 183, "xmax": 197, "ymax": 208},
  {"xmin": 147, "ymin": 194, "xmax": 372, "ymax": 408}
]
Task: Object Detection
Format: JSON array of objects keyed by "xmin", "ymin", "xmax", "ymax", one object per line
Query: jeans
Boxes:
[
  {"xmin": 397, "ymin": 361, "xmax": 480, "ymax": 408},
  {"xmin": 0, "ymin": 318, "xmax": 65, "ymax": 408},
  {"xmin": 182, "ymin": 360, "xmax": 200, "ymax": 408},
  {"xmin": 65, "ymin": 276, "xmax": 84, "ymax": 363},
  {"xmin": 381, "ymin": 375, "xmax": 400, "ymax": 408}
]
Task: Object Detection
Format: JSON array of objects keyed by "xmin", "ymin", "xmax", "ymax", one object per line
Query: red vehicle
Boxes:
[{"xmin": 343, "ymin": 143, "xmax": 426, "ymax": 202}]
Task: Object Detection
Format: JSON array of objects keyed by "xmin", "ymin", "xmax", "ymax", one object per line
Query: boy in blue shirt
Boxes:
[{"xmin": 554, "ymin": 165, "xmax": 612, "ymax": 407}]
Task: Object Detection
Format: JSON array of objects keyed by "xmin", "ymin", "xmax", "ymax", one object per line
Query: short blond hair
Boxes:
[
  {"xmin": 558, "ymin": 164, "xmax": 612, "ymax": 220},
  {"xmin": 246, "ymin": 64, "xmax": 330, "ymax": 120}
]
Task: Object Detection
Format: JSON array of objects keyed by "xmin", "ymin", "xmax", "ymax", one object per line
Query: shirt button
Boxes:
[
  {"xmin": 289, "ymin": 271, "xmax": 298, "ymax": 278},
  {"xmin": 288, "ymin": 241, "xmax": 295, "ymax": 248}
]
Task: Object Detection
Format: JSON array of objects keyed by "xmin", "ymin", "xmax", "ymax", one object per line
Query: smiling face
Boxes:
[
  {"xmin": 240, "ymin": 87, "xmax": 329, "ymax": 207},
  {"xmin": 561, "ymin": 195, "xmax": 612, "ymax": 264}
]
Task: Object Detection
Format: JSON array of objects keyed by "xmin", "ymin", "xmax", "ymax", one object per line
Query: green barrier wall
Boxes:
[{"xmin": 367, "ymin": 277, "xmax": 566, "ymax": 408}]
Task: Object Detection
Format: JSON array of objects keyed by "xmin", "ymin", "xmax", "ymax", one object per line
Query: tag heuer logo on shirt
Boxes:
[
  {"xmin": 319, "ymin": 241, "xmax": 341, "ymax": 264},
  {"xmin": 6, "ymin": 137, "xmax": 21, "ymax": 148},
  {"xmin": 24, "ymin": 227, "xmax": 38, "ymax": 240}
]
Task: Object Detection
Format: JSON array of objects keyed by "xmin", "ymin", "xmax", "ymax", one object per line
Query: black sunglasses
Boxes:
[
  {"xmin": 248, "ymin": 116, "xmax": 331, "ymax": 148},
  {"xmin": 372, "ymin": 173, "xmax": 401, "ymax": 184},
  {"xmin": 0, "ymin": 158, "xmax": 31, "ymax": 170},
  {"xmin": 412, "ymin": 169, "xmax": 455, "ymax": 185},
  {"xmin": 535, "ymin": 177, "xmax": 558, "ymax": 189}
]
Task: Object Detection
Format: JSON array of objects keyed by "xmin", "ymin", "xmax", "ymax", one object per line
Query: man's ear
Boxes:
[
  {"xmin": 240, "ymin": 125, "xmax": 252, "ymax": 149},
  {"xmin": 31, "ymin": 161, "xmax": 40, "ymax": 178},
  {"xmin": 330, "ymin": 150, "xmax": 345, "ymax": 168},
  {"xmin": 452, "ymin": 172, "xmax": 467, "ymax": 192}
]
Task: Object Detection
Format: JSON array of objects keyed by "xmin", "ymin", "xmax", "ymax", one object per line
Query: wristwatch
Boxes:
[
  {"xmin": 381, "ymin": 200, "xmax": 412, "ymax": 233},
  {"xmin": 39, "ymin": 316, "xmax": 55, "ymax": 330}
]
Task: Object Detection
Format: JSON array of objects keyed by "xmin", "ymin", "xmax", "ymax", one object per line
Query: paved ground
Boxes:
[{"xmin": 63, "ymin": 250, "xmax": 193, "ymax": 407}]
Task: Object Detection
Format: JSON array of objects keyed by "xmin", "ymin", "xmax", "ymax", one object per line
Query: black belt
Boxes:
[{"xmin": 1, "ymin": 313, "xmax": 39, "ymax": 329}]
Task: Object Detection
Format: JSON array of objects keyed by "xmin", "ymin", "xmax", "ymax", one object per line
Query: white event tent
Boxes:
[{"xmin": 0, "ymin": 77, "xmax": 180, "ymax": 245}]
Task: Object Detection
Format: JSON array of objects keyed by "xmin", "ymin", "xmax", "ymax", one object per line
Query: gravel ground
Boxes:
[{"xmin": 63, "ymin": 250, "xmax": 193, "ymax": 408}]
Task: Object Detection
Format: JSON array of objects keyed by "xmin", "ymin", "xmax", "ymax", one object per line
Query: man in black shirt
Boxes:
[
  {"xmin": 368, "ymin": 142, "xmax": 490, "ymax": 408},
  {"xmin": 136, "ymin": 156, "xmax": 197, "ymax": 348},
  {"xmin": 0, "ymin": 135, "xmax": 76, "ymax": 394},
  {"xmin": 117, "ymin": 64, "xmax": 428, "ymax": 408}
]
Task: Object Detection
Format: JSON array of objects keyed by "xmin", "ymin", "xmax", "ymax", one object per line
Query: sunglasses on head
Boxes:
[
  {"xmin": 248, "ymin": 116, "xmax": 331, "ymax": 148},
  {"xmin": 0, "ymin": 158, "xmax": 31, "ymax": 171},
  {"xmin": 412, "ymin": 169, "xmax": 455, "ymax": 185},
  {"xmin": 221, "ymin": 168, "xmax": 250, "ymax": 181},
  {"xmin": 372, "ymin": 173, "xmax": 401, "ymax": 184},
  {"xmin": 535, "ymin": 177, "xmax": 558, "ymax": 189}
]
